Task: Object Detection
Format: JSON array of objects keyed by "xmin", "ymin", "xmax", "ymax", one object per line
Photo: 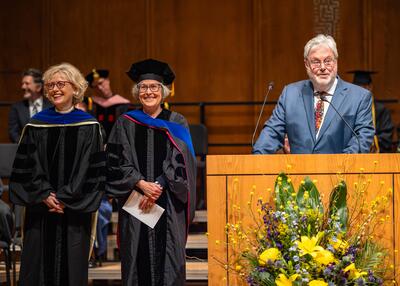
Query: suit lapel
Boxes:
[
  {"xmin": 22, "ymin": 100, "xmax": 31, "ymax": 123},
  {"xmin": 316, "ymin": 78, "xmax": 347, "ymax": 144},
  {"xmin": 301, "ymin": 81, "xmax": 316, "ymax": 143}
]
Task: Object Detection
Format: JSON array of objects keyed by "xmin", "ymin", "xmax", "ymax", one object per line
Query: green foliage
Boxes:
[
  {"xmin": 355, "ymin": 240, "xmax": 388, "ymax": 277},
  {"xmin": 274, "ymin": 173, "xmax": 295, "ymax": 210},
  {"xmin": 250, "ymin": 271, "xmax": 275, "ymax": 286},
  {"xmin": 328, "ymin": 181, "xmax": 348, "ymax": 232},
  {"xmin": 296, "ymin": 177, "xmax": 324, "ymax": 215}
]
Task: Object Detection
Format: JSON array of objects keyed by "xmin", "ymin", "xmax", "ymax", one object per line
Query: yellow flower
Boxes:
[
  {"xmin": 314, "ymin": 249, "xmax": 336, "ymax": 265},
  {"xmin": 344, "ymin": 263, "xmax": 368, "ymax": 280},
  {"xmin": 330, "ymin": 238, "xmax": 349, "ymax": 252},
  {"xmin": 296, "ymin": 232, "xmax": 324, "ymax": 257},
  {"xmin": 235, "ymin": 264, "xmax": 242, "ymax": 271},
  {"xmin": 275, "ymin": 273, "xmax": 299, "ymax": 286},
  {"xmin": 258, "ymin": 248, "xmax": 281, "ymax": 266},
  {"xmin": 308, "ymin": 280, "xmax": 328, "ymax": 286},
  {"xmin": 278, "ymin": 223, "xmax": 288, "ymax": 235}
]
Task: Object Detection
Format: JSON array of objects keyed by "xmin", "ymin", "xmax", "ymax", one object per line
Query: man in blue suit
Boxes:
[{"xmin": 253, "ymin": 34, "xmax": 374, "ymax": 154}]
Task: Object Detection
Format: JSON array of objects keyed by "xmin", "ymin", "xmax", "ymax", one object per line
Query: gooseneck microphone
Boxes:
[
  {"xmin": 319, "ymin": 94, "xmax": 362, "ymax": 153},
  {"xmin": 251, "ymin": 81, "xmax": 274, "ymax": 147}
]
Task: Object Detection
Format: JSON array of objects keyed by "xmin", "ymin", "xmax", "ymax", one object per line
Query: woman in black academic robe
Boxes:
[
  {"xmin": 106, "ymin": 59, "xmax": 196, "ymax": 286},
  {"xmin": 9, "ymin": 63, "xmax": 105, "ymax": 286}
]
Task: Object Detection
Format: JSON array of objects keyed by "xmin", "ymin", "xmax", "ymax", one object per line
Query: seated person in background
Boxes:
[
  {"xmin": 0, "ymin": 179, "xmax": 13, "ymax": 246},
  {"xmin": 83, "ymin": 69, "xmax": 131, "ymax": 141},
  {"xmin": 349, "ymin": 70, "xmax": 394, "ymax": 153},
  {"xmin": 252, "ymin": 34, "xmax": 374, "ymax": 154},
  {"xmin": 8, "ymin": 68, "xmax": 52, "ymax": 143}
]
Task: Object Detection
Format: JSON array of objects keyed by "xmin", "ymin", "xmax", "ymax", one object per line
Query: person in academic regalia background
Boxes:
[
  {"xmin": 81, "ymin": 69, "xmax": 129, "ymax": 267},
  {"xmin": 83, "ymin": 69, "xmax": 131, "ymax": 141},
  {"xmin": 106, "ymin": 58, "xmax": 196, "ymax": 286},
  {"xmin": 9, "ymin": 63, "xmax": 105, "ymax": 286},
  {"xmin": 349, "ymin": 70, "xmax": 394, "ymax": 152}
]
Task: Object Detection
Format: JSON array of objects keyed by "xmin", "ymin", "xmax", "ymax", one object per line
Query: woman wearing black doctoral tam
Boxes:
[
  {"xmin": 9, "ymin": 63, "xmax": 105, "ymax": 286},
  {"xmin": 106, "ymin": 59, "xmax": 196, "ymax": 286}
]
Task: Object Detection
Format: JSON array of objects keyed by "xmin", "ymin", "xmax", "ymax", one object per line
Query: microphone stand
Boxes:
[
  {"xmin": 251, "ymin": 82, "xmax": 274, "ymax": 147},
  {"xmin": 319, "ymin": 94, "xmax": 362, "ymax": 153}
]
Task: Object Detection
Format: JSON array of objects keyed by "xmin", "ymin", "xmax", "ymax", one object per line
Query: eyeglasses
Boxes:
[
  {"xmin": 137, "ymin": 83, "xmax": 161, "ymax": 93},
  {"xmin": 308, "ymin": 57, "xmax": 335, "ymax": 69},
  {"xmin": 45, "ymin": 81, "xmax": 72, "ymax": 90}
]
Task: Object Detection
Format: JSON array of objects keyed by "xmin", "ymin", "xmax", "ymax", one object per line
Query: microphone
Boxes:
[
  {"xmin": 319, "ymin": 93, "xmax": 362, "ymax": 153},
  {"xmin": 251, "ymin": 81, "xmax": 274, "ymax": 147}
]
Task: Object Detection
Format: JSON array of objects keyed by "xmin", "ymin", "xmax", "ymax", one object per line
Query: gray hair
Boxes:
[
  {"xmin": 131, "ymin": 83, "xmax": 171, "ymax": 101},
  {"xmin": 43, "ymin": 62, "xmax": 88, "ymax": 105},
  {"xmin": 304, "ymin": 34, "xmax": 338, "ymax": 59}
]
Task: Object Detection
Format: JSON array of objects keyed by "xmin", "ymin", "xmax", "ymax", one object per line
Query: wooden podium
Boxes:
[{"xmin": 206, "ymin": 154, "xmax": 400, "ymax": 285}]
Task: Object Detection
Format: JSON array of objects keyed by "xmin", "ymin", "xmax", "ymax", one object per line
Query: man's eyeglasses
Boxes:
[
  {"xmin": 137, "ymin": 83, "xmax": 161, "ymax": 93},
  {"xmin": 308, "ymin": 58, "xmax": 335, "ymax": 69},
  {"xmin": 45, "ymin": 81, "xmax": 72, "ymax": 90}
]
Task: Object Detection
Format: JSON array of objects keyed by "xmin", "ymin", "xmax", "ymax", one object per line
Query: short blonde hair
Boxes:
[
  {"xmin": 131, "ymin": 82, "xmax": 171, "ymax": 101},
  {"xmin": 43, "ymin": 63, "xmax": 88, "ymax": 104}
]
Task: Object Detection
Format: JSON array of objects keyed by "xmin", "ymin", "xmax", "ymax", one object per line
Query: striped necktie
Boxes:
[{"xmin": 31, "ymin": 102, "xmax": 39, "ymax": 117}]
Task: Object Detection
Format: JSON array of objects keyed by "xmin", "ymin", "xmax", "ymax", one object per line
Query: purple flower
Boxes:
[
  {"xmin": 323, "ymin": 267, "xmax": 332, "ymax": 276},
  {"xmin": 356, "ymin": 278, "xmax": 366, "ymax": 285}
]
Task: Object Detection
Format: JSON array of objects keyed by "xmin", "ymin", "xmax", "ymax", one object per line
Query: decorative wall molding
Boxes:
[{"xmin": 313, "ymin": 0, "xmax": 340, "ymax": 38}]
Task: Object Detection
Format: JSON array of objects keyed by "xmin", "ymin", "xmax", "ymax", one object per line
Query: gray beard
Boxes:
[{"xmin": 307, "ymin": 70, "xmax": 336, "ymax": 92}]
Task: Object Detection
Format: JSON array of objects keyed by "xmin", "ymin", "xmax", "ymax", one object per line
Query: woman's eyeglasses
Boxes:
[
  {"xmin": 137, "ymin": 83, "xmax": 161, "ymax": 93},
  {"xmin": 45, "ymin": 81, "xmax": 72, "ymax": 90}
]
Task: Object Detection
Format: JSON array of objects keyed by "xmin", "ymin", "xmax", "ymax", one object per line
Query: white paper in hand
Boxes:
[{"xmin": 122, "ymin": 191, "xmax": 165, "ymax": 229}]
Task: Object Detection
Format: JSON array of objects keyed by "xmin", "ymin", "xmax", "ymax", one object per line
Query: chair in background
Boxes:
[
  {"xmin": 189, "ymin": 124, "xmax": 208, "ymax": 209},
  {"xmin": 0, "ymin": 240, "xmax": 12, "ymax": 286},
  {"xmin": 0, "ymin": 193, "xmax": 13, "ymax": 286},
  {"xmin": 0, "ymin": 143, "xmax": 18, "ymax": 286},
  {"xmin": 0, "ymin": 144, "xmax": 18, "ymax": 193}
]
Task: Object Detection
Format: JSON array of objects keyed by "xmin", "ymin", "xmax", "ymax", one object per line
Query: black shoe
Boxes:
[{"xmin": 88, "ymin": 258, "xmax": 98, "ymax": 268}]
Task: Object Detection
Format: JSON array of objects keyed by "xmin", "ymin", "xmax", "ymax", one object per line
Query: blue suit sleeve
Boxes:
[
  {"xmin": 343, "ymin": 90, "xmax": 375, "ymax": 153},
  {"xmin": 252, "ymin": 86, "xmax": 287, "ymax": 154}
]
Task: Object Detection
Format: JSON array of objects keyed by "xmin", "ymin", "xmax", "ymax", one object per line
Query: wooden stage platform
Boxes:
[{"xmin": 1, "ymin": 261, "xmax": 208, "ymax": 284}]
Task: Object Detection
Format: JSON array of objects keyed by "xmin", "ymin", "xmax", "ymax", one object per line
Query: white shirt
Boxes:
[
  {"xmin": 29, "ymin": 97, "xmax": 44, "ymax": 117},
  {"xmin": 313, "ymin": 77, "xmax": 338, "ymax": 138},
  {"xmin": 55, "ymin": 106, "xmax": 74, "ymax": 114}
]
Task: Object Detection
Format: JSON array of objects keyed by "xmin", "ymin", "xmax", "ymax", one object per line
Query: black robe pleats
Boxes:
[
  {"xmin": 10, "ymin": 120, "xmax": 105, "ymax": 286},
  {"xmin": 106, "ymin": 109, "xmax": 196, "ymax": 286}
]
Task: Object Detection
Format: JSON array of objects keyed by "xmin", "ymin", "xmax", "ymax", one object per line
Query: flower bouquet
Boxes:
[{"xmin": 217, "ymin": 173, "xmax": 393, "ymax": 285}]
